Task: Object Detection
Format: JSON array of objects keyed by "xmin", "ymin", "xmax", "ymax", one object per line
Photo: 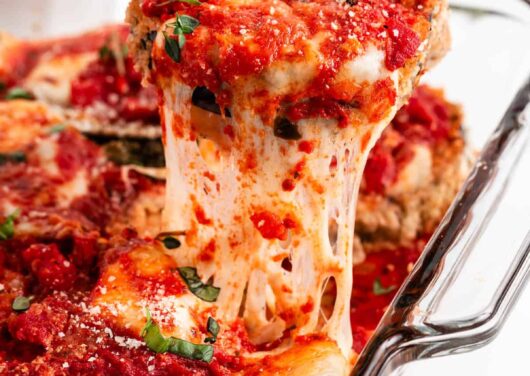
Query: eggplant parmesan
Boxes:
[
  {"xmin": 124, "ymin": 0, "xmax": 449, "ymax": 373},
  {"xmin": 356, "ymin": 85, "xmax": 467, "ymax": 254},
  {"xmin": 0, "ymin": 87, "xmax": 465, "ymax": 374},
  {"xmin": 0, "ymin": 0, "xmax": 457, "ymax": 374},
  {"xmin": 0, "ymin": 25, "xmax": 160, "ymax": 139}
]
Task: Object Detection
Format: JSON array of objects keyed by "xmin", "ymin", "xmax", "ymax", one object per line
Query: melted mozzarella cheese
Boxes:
[
  {"xmin": 161, "ymin": 94, "xmax": 397, "ymax": 356},
  {"xmin": 56, "ymin": 170, "xmax": 89, "ymax": 205},
  {"xmin": 154, "ymin": 23, "xmax": 401, "ymax": 358},
  {"xmin": 388, "ymin": 144, "xmax": 433, "ymax": 197},
  {"xmin": 338, "ymin": 46, "xmax": 389, "ymax": 84},
  {"xmin": 92, "ymin": 245, "xmax": 207, "ymax": 342},
  {"xmin": 35, "ymin": 137, "xmax": 60, "ymax": 176},
  {"xmin": 23, "ymin": 52, "xmax": 97, "ymax": 106},
  {"xmin": 126, "ymin": 0, "xmax": 448, "ymax": 369}
]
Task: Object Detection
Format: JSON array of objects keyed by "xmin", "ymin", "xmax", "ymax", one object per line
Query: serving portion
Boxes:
[
  {"xmin": 126, "ymin": 0, "xmax": 448, "ymax": 372},
  {"xmin": 0, "ymin": 0, "xmax": 457, "ymax": 374}
]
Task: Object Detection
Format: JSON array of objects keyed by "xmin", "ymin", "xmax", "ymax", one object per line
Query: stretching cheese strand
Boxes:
[{"xmin": 158, "ymin": 74, "xmax": 399, "ymax": 359}]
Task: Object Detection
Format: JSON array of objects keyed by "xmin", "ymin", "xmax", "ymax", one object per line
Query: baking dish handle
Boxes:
[{"xmin": 352, "ymin": 75, "xmax": 530, "ymax": 375}]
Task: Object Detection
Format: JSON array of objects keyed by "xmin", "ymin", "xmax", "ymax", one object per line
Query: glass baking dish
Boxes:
[
  {"xmin": 1, "ymin": 1, "xmax": 529, "ymax": 374},
  {"xmin": 354, "ymin": 1, "xmax": 530, "ymax": 374}
]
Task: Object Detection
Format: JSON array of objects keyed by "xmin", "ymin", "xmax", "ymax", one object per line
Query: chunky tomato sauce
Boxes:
[
  {"xmin": 2, "ymin": 292, "xmax": 244, "ymax": 375},
  {"xmin": 363, "ymin": 85, "xmax": 455, "ymax": 194},
  {"xmin": 250, "ymin": 211, "xmax": 289, "ymax": 241},
  {"xmin": 0, "ymin": 24, "xmax": 159, "ymax": 125},
  {"xmin": 350, "ymin": 240, "xmax": 425, "ymax": 353},
  {"xmin": 145, "ymin": 0, "xmax": 428, "ymax": 123},
  {"xmin": 0, "ymin": 81, "xmax": 460, "ymax": 373},
  {"xmin": 70, "ymin": 51, "xmax": 159, "ymax": 124},
  {"xmin": 1, "ymin": 0, "xmax": 454, "ymax": 367},
  {"xmin": 0, "ymin": 129, "xmax": 244, "ymax": 374},
  {"xmin": 0, "ymin": 25, "xmax": 129, "ymax": 88}
]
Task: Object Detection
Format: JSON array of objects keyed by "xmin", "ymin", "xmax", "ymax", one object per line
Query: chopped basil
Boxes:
[
  {"xmin": 142, "ymin": 309, "xmax": 171, "ymax": 353},
  {"xmin": 157, "ymin": 0, "xmax": 202, "ymax": 6},
  {"xmin": 48, "ymin": 124, "xmax": 66, "ymax": 134},
  {"xmin": 156, "ymin": 232, "xmax": 185, "ymax": 249},
  {"xmin": 168, "ymin": 338, "xmax": 214, "ymax": 362},
  {"xmin": 99, "ymin": 42, "xmax": 128, "ymax": 61},
  {"xmin": 178, "ymin": 267, "xmax": 220, "ymax": 302},
  {"xmin": 177, "ymin": 0, "xmax": 202, "ymax": 5},
  {"xmin": 0, "ymin": 209, "xmax": 20, "ymax": 241},
  {"xmin": 5, "ymin": 87, "xmax": 33, "ymax": 100},
  {"xmin": 99, "ymin": 45, "xmax": 112, "ymax": 60},
  {"xmin": 164, "ymin": 32, "xmax": 182, "ymax": 63},
  {"xmin": 12, "ymin": 296, "xmax": 31, "ymax": 312},
  {"xmin": 162, "ymin": 236, "xmax": 181, "ymax": 249},
  {"xmin": 147, "ymin": 30, "xmax": 158, "ymax": 42},
  {"xmin": 274, "ymin": 117, "xmax": 302, "ymax": 140},
  {"xmin": 373, "ymin": 278, "xmax": 396, "ymax": 296},
  {"xmin": 142, "ymin": 308, "xmax": 214, "ymax": 363},
  {"xmin": 177, "ymin": 15, "xmax": 200, "ymax": 34},
  {"xmin": 0, "ymin": 151, "xmax": 26, "ymax": 165},
  {"xmin": 191, "ymin": 87, "xmax": 231, "ymax": 117},
  {"xmin": 204, "ymin": 317, "xmax": 219, "ymax": 344},
  {"xmin": 163, "ymin": 13, "xmax": 200, "ymax": 63}
]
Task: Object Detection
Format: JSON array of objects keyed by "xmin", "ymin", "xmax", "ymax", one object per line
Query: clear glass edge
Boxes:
[{"xmin": 352, "ymin": 72, "xmax": 530, "ymax": 376}]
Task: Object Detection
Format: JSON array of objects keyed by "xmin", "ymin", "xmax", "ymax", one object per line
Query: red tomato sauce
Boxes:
[
  {"xmin": 250, "ymin": 211, "xmax": 289, "ymax": 241},
  {"xmin": 0, "ymin": 123, "xmax": 245, "ymax": 374},
  {"xmin": 55, "ymin": 129, "xmax": 101, "ymax": 181},
  {"xmin": 1, "ymin": 293, "xmax": 243, "ymax": 375},
  {"xmin": 286, "ymin": 98, "xmax": 350, "ymax": 128},
  {"xmin": 363, "ymin": 85, "xmax": 455, "ymax": 194},
  {"xmin": 22, "ymin": 244, "xmax": 77, "ymax": 292},
  {"xmin": 350, "ymin": 239, "xmax": 426, "ymax": 353},
  {"xmin": 147, "ymin": 0, "xmax": 428, "ymax": 120},
  {"xmin": 0, "ymin": 232, "xmax": 244, "ymax": 375},
  {"xmin": 298, "ymin": 140, "xmax": 314, "ymax": 154},
  {"xmin": 0, "ymin": 25, "xmax": 129, "ymax": 88},
  {"xmin": 70, "ymin": 54, "xmax": 159, "ymax": 124}
]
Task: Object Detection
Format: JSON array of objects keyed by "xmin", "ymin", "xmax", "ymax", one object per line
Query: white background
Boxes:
[{"xmin": 0, "ymin": 0, "xmax": 530, "ymax": 375}]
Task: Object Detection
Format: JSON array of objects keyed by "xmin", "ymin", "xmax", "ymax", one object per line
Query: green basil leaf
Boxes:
[
  {"xmin": 178, "ymin": 15, "xmax": 200, "ymax": 34},
  {"xmin": 0, "ymin": 81, "xmax": 5, "ymax": 91},
  {"xmin": 48, "ymin": 124, "xmax": 67, "ymax": 134},
  {"xmin": 178, "ymin": 267, "xmax": 220, "ymax": 302},
  {"xmin": 207, "ymin": 317, "xmax": 219, "ymax": 337},
  {"xmin": 205, "ymin": 316, "xmax": 219, "ymax": 344},
  {"xmin": 99, "ymin": 45, "xmax": 113, "ymax": 60},
  {"xmin": 177, "ymin": 33, "xmax": 186, "ymax": 49},
  {"xmin": 168, "ymin": 338, "xmax": 214, "ymax": 362},
  {"xmin": 0, "ymin": 209, "xmax": 20, "ymax": 241},
  {"xmin": 143, "ymin": 322, "xmax": 170, "ymax": 352},
  {"xmin": 142, "ymin": 308, "xmax": 214, "ymax": 363},
  {"xmin": 373, "ymin": 278, "xmax": 396, "ymax": 296},
  {"xmin": 0, "ymin": 151, "xmax": 26, "ymax": 166},
  {"xmin": 5, "ymin": 87, "xmax": 33, "ymax": 100},
  {"xmin": 177, "ymin": 0, "xmax": 202, "ymax": 5},
  {"xmin": 12, "ymin": 296, "xmax": 31, "ymax": 312},
  {"xmin": 164, "ymin": 32, "xmax": 181, "ymax": 63},
  {"xmin": 157, "ymin": 0, "xmax": 202, "ymax": 6},
  {"xmin": 162, "ymin": 236, "xmax": 181, "ymax": 249},
  {"xmin": 164, "ymin": 13, "xmax": 199, "ymax": 61}
]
